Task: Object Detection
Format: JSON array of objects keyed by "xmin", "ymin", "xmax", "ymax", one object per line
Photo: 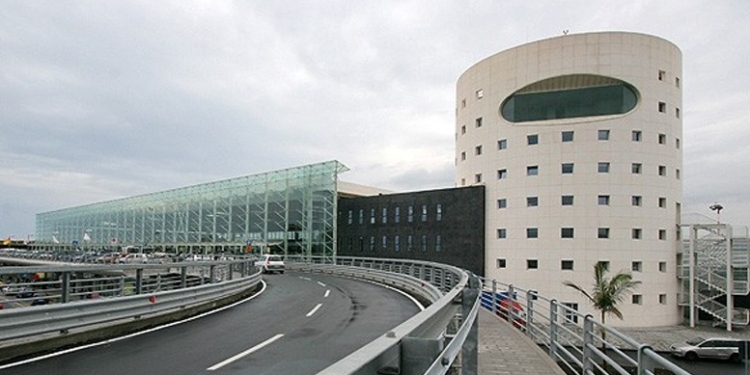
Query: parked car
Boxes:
[
  {"xmin": 255, "ymin": 254, "xmax": 284, "ymax": 274},
  {"xmin": 670, "ymin": 337, "xmax": 747, "ymax": 362},
  {"xmin": 96, "ymin": 252, "xmax": 121, "ymax": 264},
  {"xmin": 118, "ymin": 253, "xmax": 149, "ymax": 264}
]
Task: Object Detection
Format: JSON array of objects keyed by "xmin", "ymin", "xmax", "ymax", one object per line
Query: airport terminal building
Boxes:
[{"xmin": 33, "ymin": 32, "xmax": 750, "ymax": 328}]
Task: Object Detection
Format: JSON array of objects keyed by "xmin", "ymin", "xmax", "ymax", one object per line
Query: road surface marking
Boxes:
[
  {"xmin": 207, "ymin": 333, "xmax": 284, "ymax": 371},
  {"xmin": 324, "ymin": 289, "xmax": 330, "ymax": 298},
  {"xmin": 317, "ymin": 281, "xmax": 326, "ymax": 287},
  {"xmin": 306, "ymin": 303, "xmax": 323, "ymax": 317}
]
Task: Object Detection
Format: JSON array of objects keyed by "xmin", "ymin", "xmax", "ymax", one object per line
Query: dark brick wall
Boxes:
[{"xmin": 337, "ymin": 185, "xmax": 485, "ymax": 276}]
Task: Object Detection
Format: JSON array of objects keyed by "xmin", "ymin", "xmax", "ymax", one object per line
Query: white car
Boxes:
[
  {"xmin": 118, "ymin": 253, "xmax": 149, "ymax": 264},
  {"xmin": 670, "ymin": 337, "xmax": 746, "ymax": 362},
  {"xmin": 256, "ymin": 254, "xmax": 284, "ymax": 274}
]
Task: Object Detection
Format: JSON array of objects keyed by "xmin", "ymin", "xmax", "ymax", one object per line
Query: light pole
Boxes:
[{"xmin": 709, "ymin": 203, "xmax": 723, "ymax": 224}]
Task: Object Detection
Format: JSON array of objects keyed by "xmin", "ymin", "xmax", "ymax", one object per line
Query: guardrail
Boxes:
[
  {"xmin": 480, "ymin": 278, "xmax": 694, "ymax": 375},
  {"xmin": 0, "ymin": 259, "xmax": 261, "ymax": 344},
  {"xmin": 288, "ymin": 256, "xmax": 481, "ymax": 375}
]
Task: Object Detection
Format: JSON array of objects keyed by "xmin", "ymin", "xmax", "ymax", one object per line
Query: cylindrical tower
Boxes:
[{"xmin": 455, "ymin": 32, "xmax": 682, "ymax": 326}]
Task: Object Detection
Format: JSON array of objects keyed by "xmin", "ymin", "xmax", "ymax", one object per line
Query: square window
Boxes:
[
  {"xmin": 527, "ymin": 165, "xmax": 538, "ymax": 176},
  {"xmin": 497, "ymin": 229, "xmax": 507, "ymax": 239},
  {"xmin": 561, "ymin": 227, "xmax": 574, "ymax": 238},
  {"xmin": 631, "ymin": 163, "xmax": 642, "ymax": 174},
  {"xmin": 563, "ymin": 302, "xmax": 578, "ymax": 324},
  {"xmin": 460, "ymin": 151, "xmax": 466, "ymax": 161},
  {"xmin": 561, "ymin": 260, "xmax": 574, "ymax": 270},
  {"xmin": 475, "ymin": 117, "xmax": 483, "ymax": 128},
  {"xmin": 476, "ymin": 89, "xmax": 483, "ymax": 99},
  {"xmin": 497, "ymin": 169, "xmax": 507, "ymax": 179},
  {"xmin": 561, "ymin": 195, "xmax": 574, "ymax": 206},
  {"xmin": 659, "ymin": 294, "xmax": 667, "ymax": 304},
  {"xmin": 498, "ymin": 139, "xmax": 507, "ymax": 150},
  {"xmin": 632, "ymin": 195, "xmax": 642, "ymax": 206},
  {"xmin": 632, "ymin": 130, "xmax": 642, "ymax": 142},
  {"xmin": 562, "ymin": 131, "xmax": 574, "ymax": 142},
  {"xmin": 598, "ymin": 129, "xmax": 610, "ymax": 140},
  {"xmin": 598, "ymin": 228, "xmax": 610, "ymax": 239},
  {"xmin": 658, "ymin": 165, "xmax": 667, "ymax": 176},
  {"xmin": 527, "ymin": 259, "xmax": 538, "ymax": 269},
  {"xmin": 598, "ymin": 195, "xmax": 610, "ymax": 206},
  {"xmin": 658, "ymin": 70, "xmax": 666, "ymax": 81},
  {"xmin": 475, "ymin": 173, "xmax": 482, "ymax": 183},
  {"xmin": 497, "ymin": 198, "xmax": 507, "ymax": 209},
  {"xmin": 496, "ymin": 258, "xmax": 506, "ymax": 268},
  {"xmin": 527, "ymin": 196, "xmax": 538, "ymax": 207},
  {"xmin": 632, "ymin": 294, "xmax": 643, "ymax": 305},
  {"xmin": 598, "ymin": 261, "xmax": 610, "ymax": 271},
  {"xmin": 659, "ymin": 229, "xmax": 667, "ymax": 240},
  {"xmin": 632, "ymin": 261, "xmax": 642, "ymax": 272},
  {"xmin": 561, "ymin": 163, "xmax": 574, "ymax": 174},
  {"xmin": 598, "ymin": 162, "xmax": 610, "ymax": 173},
  {"xmin": 632, "ymin": 228, "xmax": 642, "ymax": 239},
  {"xmin": 659, "ymin": 197, "xmax": 667, "ymax": 208},
  {"xmin": 659, "ymin": 261, "xmax": 667, "ymax": 272},
  {"xmin": 527, "ymin": 134, "xmax": 539, "ymax": 145},
  {"xmin": 475, "ymin": 145, "xmax": 482, "ymax": 155},
  {"xmin": 658, "ymin": 133, "xmax": 667, "ymax": 144},
  {"xmin": 526, "ymin": 228, "xmax": 538, "ymax": 238},
  {"xmin": 658, "ymin": 102, "xmax": 667, "ymax": 113}
]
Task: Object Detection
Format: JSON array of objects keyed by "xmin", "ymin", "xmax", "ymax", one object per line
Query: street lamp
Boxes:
[{"xmin": 709, "ymin": 203, "xmax": 723, "ymax": 224}]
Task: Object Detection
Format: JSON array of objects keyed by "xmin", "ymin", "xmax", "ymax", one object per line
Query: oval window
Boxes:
[{"xmin": 500, "ymin": 75, "xmax": 639, "ymax": 123}]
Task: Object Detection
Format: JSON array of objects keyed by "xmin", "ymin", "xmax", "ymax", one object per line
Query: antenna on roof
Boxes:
[{"xmin": 563, "ymin": 30, "xmax": 569, "ymax": 35}]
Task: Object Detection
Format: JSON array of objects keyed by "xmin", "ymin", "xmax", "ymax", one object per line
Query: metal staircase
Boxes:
[{"xmin": 679, "ymin": 221, "xmax": 750, "ymax": 330}]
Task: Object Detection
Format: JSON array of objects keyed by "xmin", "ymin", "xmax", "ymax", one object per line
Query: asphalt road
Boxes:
[{"xmin": 0, "ymin": 271, "xmax": 421, "ymax": 375}]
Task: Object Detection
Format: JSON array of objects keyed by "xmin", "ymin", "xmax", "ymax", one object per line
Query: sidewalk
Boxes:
[{"xmin": 478, "ymin": 309, "xmax": 566, "ymax": 375}]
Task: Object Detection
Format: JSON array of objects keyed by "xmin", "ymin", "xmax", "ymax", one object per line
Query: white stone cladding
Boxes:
[{"xmin": 455, "ymin": 32, "xmax": 682, "ymax": 327}]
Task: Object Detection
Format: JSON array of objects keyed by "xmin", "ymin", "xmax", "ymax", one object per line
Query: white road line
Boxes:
[
  {"xmin": 324, "ymin": 289, "xmax": 330, "ymax": 298},
  {"xmin": 317, "ymin": 281, "xmax": 326, "ymax": 287},
  {"xmin": 299, "ymin": 276, "xmax": 311, "ymax": 281},
  {"xmin": 207, "ymin": 334, "xmax": 284, "ymax": 371},
  {"xmin": 306, "ymin": 303, "xmax": 323, "ymax": 317}
]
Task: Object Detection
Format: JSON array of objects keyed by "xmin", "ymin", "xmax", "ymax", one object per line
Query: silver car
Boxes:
[
  {"xmin": 670, "ymin": 337, "xmax": 746, "ymax": 362},
  {"xmin": 256, "ymin": 254, "xmax": 284, "ymax": 274}
]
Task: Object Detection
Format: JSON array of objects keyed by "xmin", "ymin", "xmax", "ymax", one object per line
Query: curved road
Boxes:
[{"xmin": 1, "ymin": 272, "xmax": 421, "ymax": 375}]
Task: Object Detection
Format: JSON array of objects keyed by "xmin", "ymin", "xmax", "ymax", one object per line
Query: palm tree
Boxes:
[{"xmin": 563, "ymin": 261, "xmax": 641, "ymax": 362}]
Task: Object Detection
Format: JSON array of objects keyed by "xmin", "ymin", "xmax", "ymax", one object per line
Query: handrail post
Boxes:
[
  {"xmin": 508, "ymin": 284, "xmax": 516, "ymax": 324},
  {"xmin": 550, "ymin": 299, "xmax": 558, "ymax": 359},
  {"xmin": 461, "ymin": 274, "xmax": 480, "ymax": 375},
  {"xmin": 492, "ymin": 280, "xmax": 498, "ymax": 314},
  {"xmin": 526, "ymin": 290, "xmax": 535, "ymax": 337},
  {"xmin": 637, "ymin": 344, "xmax": 655, "ymax": 375},
  {"xmin": 583, "ymin": 315, "xmax": 595, "ymax": 374},
  {"xmin": 61, "ymin": 271, "xmax": 71, "ymax": 303},
  {"xmin": 135, "ymin": 269, "xmax": 143, "ymax": 295}
]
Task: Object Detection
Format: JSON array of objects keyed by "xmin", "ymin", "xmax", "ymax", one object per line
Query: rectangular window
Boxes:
[
  {"xmin": 526, "ymin": 196, "xmax": 538, "ymax": 207},
  {"xmin": 561, "ymin": 260, "xmax": 574, "ymax": 270},
  {"xmin": 370, "ymin": 208, "xmax": 376, "ymax": 224},
  {"xmin": 435, "ymin": 235, "xmax": 442, "ymax": 252},
  {"xmin": 676, "ymin": 138, "xmax": 680, "ymax": 149},
  {"xmin": 382, "ymin": 235, "xmax": 387, "ymax": 249},
  {"xmin": 598, "ymin": 228, "xmax": 610, "ymax": 239},
  {"xmin": 497, "ymin": 229, "xmax": 506, "ymax": 239},
  {"xmin": 407, "ymin": 205, "xmax": 414, "ymax": 222},
  {"xmin": 659, "ymin": 229, "xmax": 667, "ymax": 240},
  {"xmin": 598, "ymin": 129, "xmax": 610, "ymax": 140},
  {"xmin": 497, "ymin": 169, "xmax": 507, "ymax": 179},
  {"xmin": 658, "ymin": 70, "xmax": 666, "ymax": 81},
  {"xmin": 496, "ymin": 258, "xmax": 506, "ymax": 268},
  {"xmin": 461, "ymin": 125, "xmax": 466, "ymax": 134},
  {"xmin": 498, "ymin": 139, "xmax": 507, "ymax": 150},
  {"xmin": 421, "ymin": 235, "xmax": 427, "ymax": 252},
  {"xmin": 632, "ymin": 261, "xmax": 642, "ymax": 272},
  {"xmin": 659, "ymin": 261, "xmax": 667, "ymax": 272},
  {"xmin": 675, "ymin": 107, "xmax": 680, "ymax": 118},
  {"xmin": 561, "ymin": 195, "xmax": 574, "ymax": 206},
  {"xmin": 497, "ymin": 198, "xmax": 507, "ymax": 209},
  {"xmin": 658, "ymin": 133, "xmax": 667, "ymax": 144},
  {"xmin": 394, "ymin": 206, "xmax": 400, "ymax": 223},
  {"xmin": 407, "ymin": 235, "xmax": 413, "ymax": 251},
  {"xmin": 460, "ymin": 151, "xmax": 466, "ymax": 161},
  {"xmin": 659, "ymin": 165, "xmax": 666, "ymax": 176},
  {"xmin": 527, "ymin": 165, "xmax": 539, "ymax": 176},
  {"xmin": 563, "ymin": 302, "xmax": 579, "ymax": 324},
  {"xmin": 632, "ymin": 163, "xmax": 642, "ymax": 174},
  {"xmin": 598, "ymin": 162, "xmax": 610, "ymax": 173},
  {"xmin": 475, "ymin": 117, "xmax": 483, "ymax": 128},
  {"xmin": 475, "ymin": 173, "xmax": 482, "ymax": 183},
  {"xmin": 632, "ymin": 195, "xmax": 642, "ymax": 206},
  {"xmin": 562, "ymin": 131, "xmax": 574, "ymax": 142},
  {"xmin": 347, "ymin": 210, "xmax": 353, "ymax": 225},
  {"xmin": 421, "ymin": 205, "xmax": 428, "ymax": 222},
  {"xmin": 676, "ymin": 77, "xmax": 680, "ymax": 88},
  {"xmin": 632, "ymin": 228, "xmax": 642, "ymax": 239},
  {"xmin": 436, "ymin": 204, "xmax": 442, "ymax": 221},
  {"xmin": 526, "ymin": 228, "xmax": 538, "ymax": 238},
  {"xmin": 561, "ymin": 227, "xmax": 574, "ymax": 238},
  {"xmin": 598, "ymin": 261, "xmax": 610, "ymax": 271},
  {"xmin": 561, "ymin": 163, "xmax": 574, "ymax": 174},
  {"xmin": 381, "ymin": 207, "xmax": 388, "ymax": 224},
  {"xmin": 659, "ymin": 294, "xmax": 667, "ymax": 304},
  {"xmin": 358, "ymin": 209, "xmax": 364, "ymax": 224},
  {"xmin": 632, "ymin": 130, "xmax": 642, "ymax": 142},
  {"xmin": 632, "ymin": 294, "xmax": 643, "ymax": 305},
  {"xmin": 676, "ymin": 169, "xmax": 680, "ymax": 180},
  {"xmin": 527, "ymin": 134, "xmax": 539, "ymax": 145},
  {"xmin": 659, "ymin": 197, "xmax": 667, "ymax": 208},
  {"xmin": 475, "ymin": 145, "xmax": 482, "ymax": 155},
  {"xmin": 369, "ymin": 236, "xmax": 375, "ymax": 251},
  {"xmin": 598, "ymin": 195, "xmax": 610, "ymax": 206},
  {"xmin": 527, "ymin": 259, "xmax": 538, "ymax": 269},
  {"xmin": 658, "ymin": 102, "xmax": 667, "ymax": 113},
  {"xmin": 476, "ymin": 89, "xmax": 483, "ymax": 99},
  {"xmin": 394, "ymin": 235, "xmax": 400, "ymax": 252}
]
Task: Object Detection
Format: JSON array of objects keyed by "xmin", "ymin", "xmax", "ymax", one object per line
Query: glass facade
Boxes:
[
  {"xmin": 35, "ymin": 161, "xmax": 348, "ymax": 260},
  {"xmin": 500, "ymin": 76, "xmax": 638, "ymax": 123}
]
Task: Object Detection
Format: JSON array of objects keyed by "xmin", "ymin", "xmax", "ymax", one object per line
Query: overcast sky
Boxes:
[{"xmin": 2, "ymin": 1, "xmax": 749, "ymax": 238}]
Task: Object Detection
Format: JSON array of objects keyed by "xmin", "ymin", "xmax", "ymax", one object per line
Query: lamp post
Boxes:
[{"xmin": 709, "ymin": 203, "xmax": 723, "ymax": 224}]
